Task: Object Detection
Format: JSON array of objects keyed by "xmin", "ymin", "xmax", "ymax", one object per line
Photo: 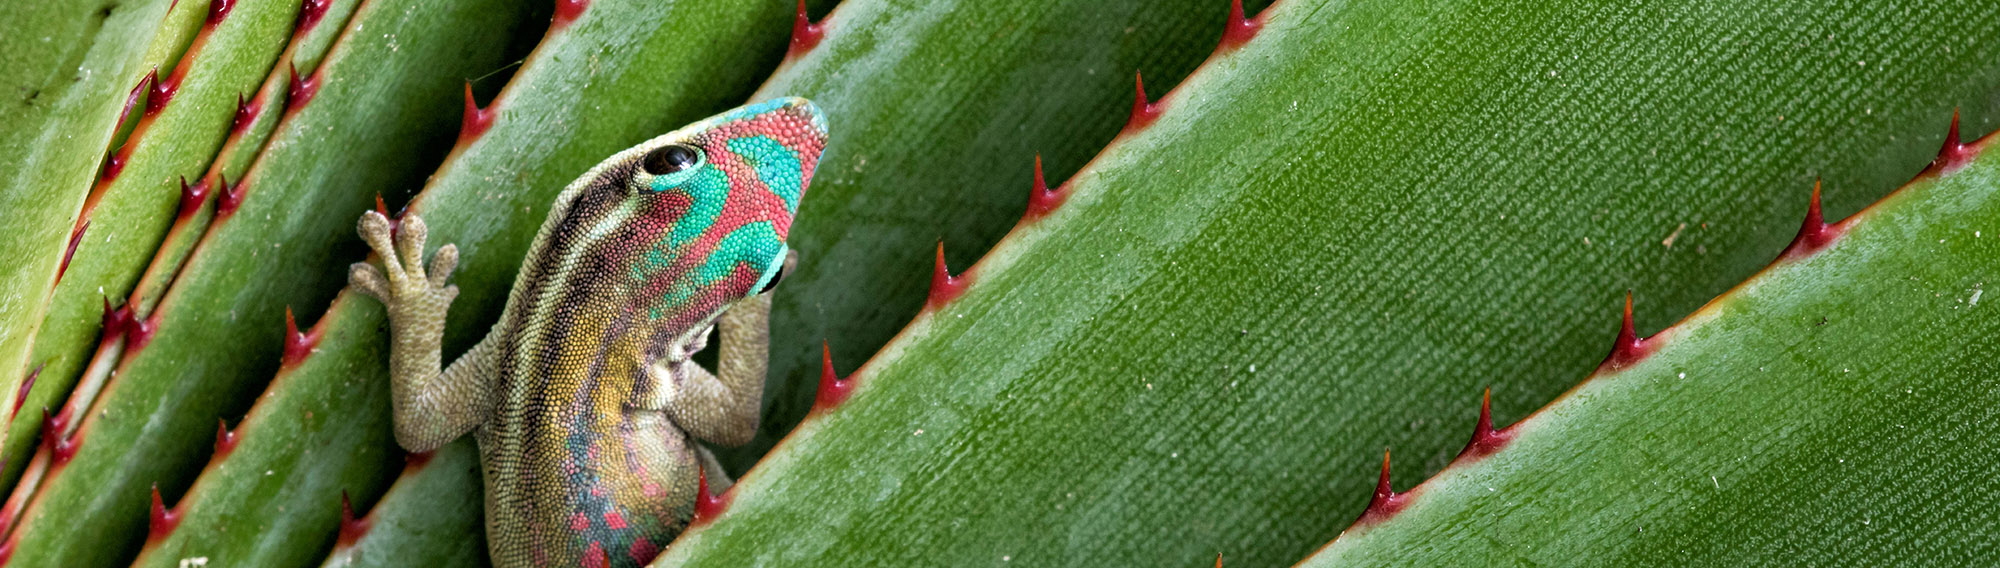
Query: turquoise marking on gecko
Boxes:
[
  {"xmin": 349, "ymin": 98, "xmax": 828, "ymax": 567},
  {"xmin": 729, "ymin": 135, "xmax": 805, "ymax": 209}
]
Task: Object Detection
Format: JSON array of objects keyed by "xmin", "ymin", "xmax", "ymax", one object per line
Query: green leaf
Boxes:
[
  {"xmin": 722, "ymin": 0, "xmax": 1281, "ymax": 473},
  {"xmin": 1, "ymin": 0, "xmax": 536, "ymax": 564},
  {"xmin": 3, "ymin": 0, "xmax": 303, "ymax": 497},
  {"xmin": 0, "ymin": 0, "xmax": 180, "ymax": 443},
  {"xmin": 658, "ymin": 0, "xmax": 2000, "ymax": 565},
  {"xmin": 1301, "ymin": 140, "xmax": 2000, "ymax": 566}
]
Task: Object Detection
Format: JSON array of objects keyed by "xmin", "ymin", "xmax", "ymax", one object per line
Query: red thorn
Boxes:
[
  {"xmin": 295, "ymin": 0, "xmax": 330, "ymax": 33},
  {"xmin": 101, "ymin": 297, "xmax": 133, "ymax": 343},
  {"xmin": 786, "ymin": 0, "xmax": 825, "ymax": 59},
  {"xmin": 1215, "ymin": 553, "xmax": 1223, "ymax": 568},
  {"xmin": 458, "ymin": 83, "xmax": 495, "ymax": 145},
  {"xmin": 101, "ymin": 146, "xmax": 129, "ymax": 182},
  {"xmin": 230, "ymin": 93, "xmax": 261, "ymax": 135},
  {"xmin": 12, "ymin": 365, "xmax": 41, "ymax": 421},
  {"xmin": 282, "ymin": 306, "xmax": 324, "ymax": 368},
  {"xmin": 117, "ymin": 71, "xmax": 155, "ymax": 129},
  {"xmin": 1124, "ymin": 71, "xmax": 1162, "ymax": 134},
  {"xmin": 1453, "ymin": 389, "xmax": 1515, "ymax": 463},
  {"xmin": 127, "ymin": 312, "xmax": 159, "ymax": 351},
  {"xmin": 628, "ymin": 537, "xmax": 661, "ymax": 565},
  {"xmin": 1598, "ymin": 292, "xmax": 1654, "ymax": 372},
  {"xmin": 286, "ymin": 63, "xmax": 319, "ymax": 111},
  {"xmin": 691, "ymin": 468, "xmax": 731, "ymax": 527},
  {"xmin": 1216, "ymin": 0, "xmax": 1263, "ymax": 53},
  {"xmin": 177, "ymin": 176, "xmax": 211, "ymax": 219},
  {"xmin": 0, "ymin": 535, "xmax": 15, "ymax": 566},
  {"xmin": 927, "ymin": 242, "xmax": 969, "ymax": 309},
  {"xmin": 1927, "ymin": 109, "xmax": 1980, "ymax": 176},
  {"xmin": 57, "ymin": 221, "xmax": 88, "ymax": 283},
  {"xmin": 206, "ymin": 0, "xmax": 235, "ymax": 25},
  {"xmin": 1355, "ymin": 449, "xmax": 1409, "ymax": 525},
  {"xmin": 336, "ymin": 491, "xmax": 370, "ymax": 547},
  {"xmin": 403, "ymin": 450, "xmax": 434, "ymax": 470},
  {"xmin": 1781, "ymin": 181, "xmax": 1843, "ymax": 259},
  {"xmin": 40, "ymin": 409, "xmax": 78, "ymax": 467},
  {"xmin": 214, "ymin": 419, "xmax": 238, "ymax": 457},
  {"xmin": 1022, "ymin": 154, "xmax": 1066, "ymax": 222},
  {"xmin": 814, "ymin": 342, "xmax": 853, "ymax": 411},
  {"xmin": 215, "ymin": 175, "xmax": 245, "ymax": 216},
  {"xmin": 552, "ymin": 0, "xmax": 588, "ymax": 29},
  {"xmin": 148, "ymin": 484, "xmax": 181, "ymax": 540},
  {"xmin": 145, "ymin": 68, "xmax": 180, "ymax": 116}
]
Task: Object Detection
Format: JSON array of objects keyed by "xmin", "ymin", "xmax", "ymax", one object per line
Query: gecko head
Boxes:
[{"xmin": 541, "ymin": 97, "xmax": 828, "ymax": 332}]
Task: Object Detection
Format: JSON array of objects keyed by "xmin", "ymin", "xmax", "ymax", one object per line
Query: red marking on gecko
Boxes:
[
  {"xmin": 814, "ymin": 342, "xmax": 852, "ymax": 412},
  {"xmin": 1925, "ymin": 110, "xmax": 1981, "ymax": 177},
  {"xmin": 148, "ymin": 484, "xmax": 181, "ymax": 541},
  {"xmin": 57, "ymin": 221, "xmax": 88, "ymax": 284},
  {"xmin": 603, "ymin": 511, "xmax": 627, "ymax": 530},
  {"xmin": 286, "ymin": 64, "xmax": 320, "ymax": 112},
  {"xmin": 214, "ymin": 419, "xmax": 238, "ymax": 457},
  {"xmin": 458, "ymin": 83, "xmax": 495, "ymax": 145},
  {"xmin": 787, "ymin": 0, "xmax": 825, "ymax": 59},
  {"xmin": 927, "ymin": 242, "xmax": 970, "ymax": 309},
  {"xmin": 581, "ymin": 542, "xmax": 609, "ymax": 568},
  {"xmin": 337, "ymin": 491, "xmax": 370, "ymax": 547},
  {"xmin": 215, "ymin": 175, "xmax": 245, "ymax": 217},
  {"xmin": 295, "ymin": 0, "xmax": 331, "ymax": 34},
  {"xmin": 1216, "ymin": 0, "xmax": 1263, "ymax": 53},
  {"xmin": 1353, "ymin": 449, "xmax": 1409, "ymax": 526},
  {"xmin": 1022, "ymin": 154, "xmax": 1066, "ymax": 222},
  {"xmin": 1596, "ymin": 293, "xmax": 1655, "ymax": 372},
  {"xmin": 178, "ymin": 176, "xmax": 211, "ymax": 220},
  {"xmin": 1451, "ymin": 389, "xmax": 1514, "ymax": 463},
  {"xmin": 282, "ymin": 306, "xmax": 325, "ymax": 368},
  {"xmin": 628, "ymin": 537, "xmax": 661, "ymax": 564},
  {"xmin": 552, "ymin": 0, "xmax": 588, "ymax": 29},
  {"xmin": 11, "ymin": 365, "xmax": 40, "ymax": 421},
  {"xmin": 1124, "ymin": 71, "xmax": 1162, "ymax": 134},
  {"xmin": 569, "ymin": 512, "xmax": 589, "ymax": 531},
  {"xmin": 691, "ymin": 469, "xmax": 731, "ymax": 527}
]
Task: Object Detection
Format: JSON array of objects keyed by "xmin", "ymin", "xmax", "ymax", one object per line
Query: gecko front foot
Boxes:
[{"xmin": 349, "ymin": 210, "xmax": 459, "ymax": 332}]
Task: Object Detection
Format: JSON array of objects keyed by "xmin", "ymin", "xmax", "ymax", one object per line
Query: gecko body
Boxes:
[{"xmin": 350, "ymin": 98, "xmax": 827, "ymax": 567}]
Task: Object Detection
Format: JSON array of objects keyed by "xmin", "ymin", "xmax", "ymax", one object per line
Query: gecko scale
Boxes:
[{"xmin": 350, "ymin": 98, "xmax": 827, "ymax": 567}]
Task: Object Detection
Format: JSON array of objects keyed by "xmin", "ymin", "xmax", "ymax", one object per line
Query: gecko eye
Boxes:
[{"xmin": 641, "ymin": 144, "xmax": 701, "ymax": 176}]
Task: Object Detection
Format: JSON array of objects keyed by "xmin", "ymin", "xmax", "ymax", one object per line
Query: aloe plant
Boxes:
[{"xmin": 1, "ymin": 0, "xmax": 1996, "ymax": 566}]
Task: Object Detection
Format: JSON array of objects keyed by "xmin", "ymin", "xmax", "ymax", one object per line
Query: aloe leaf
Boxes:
[
  {"xmin": 1, "ymin": 0, "xmax": 303, "ymax": 496},
  {"xmin": 124, "ymin": 1, "xmax": 817, "ymax": 566},
  {"xmin": 0, "ymin": 0, "xmax": 181, "ymax": 443},
  {"xmin": 1300, "ymin": 134, "xmax": 2000, "ymax": 566},
  {"xmin": 0, "ymin": 0, "xmax": 536, "ymax": 564},
  {"xmin": 657, "ymin": 0, "xmax": 2000, "ymax": 565},
  {"xmin": 722, "ymin": 0, "xmax": 1282, "ymax": 472}
]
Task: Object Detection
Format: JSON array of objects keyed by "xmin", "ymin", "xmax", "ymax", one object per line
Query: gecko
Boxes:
[{"xmin": 348, "ymin": 98, "xmax": 827, "ymax": 567}]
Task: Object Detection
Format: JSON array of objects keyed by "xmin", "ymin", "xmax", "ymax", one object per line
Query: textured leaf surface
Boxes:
[
  {"xmin": 3, "ymin": 0, "xmax": 301, "ymax": 495},
  {"xmin": 0, "ymin": 0, "xmax": 178, "ymax": 439},
  {"xmin": 659, "ymin": 0, "xmax": 2000, "ymax": 565},
  {"xmin": 2, "ymin": 0, "xmax": 535, "ymax": 564},
  {"xmin": 1302, "ymin": 139, "xmax": 2000, "ymax": 566},
  {"xmin": 721, "ymin": 0, "xmax": 1280, "ymax": 472}
]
